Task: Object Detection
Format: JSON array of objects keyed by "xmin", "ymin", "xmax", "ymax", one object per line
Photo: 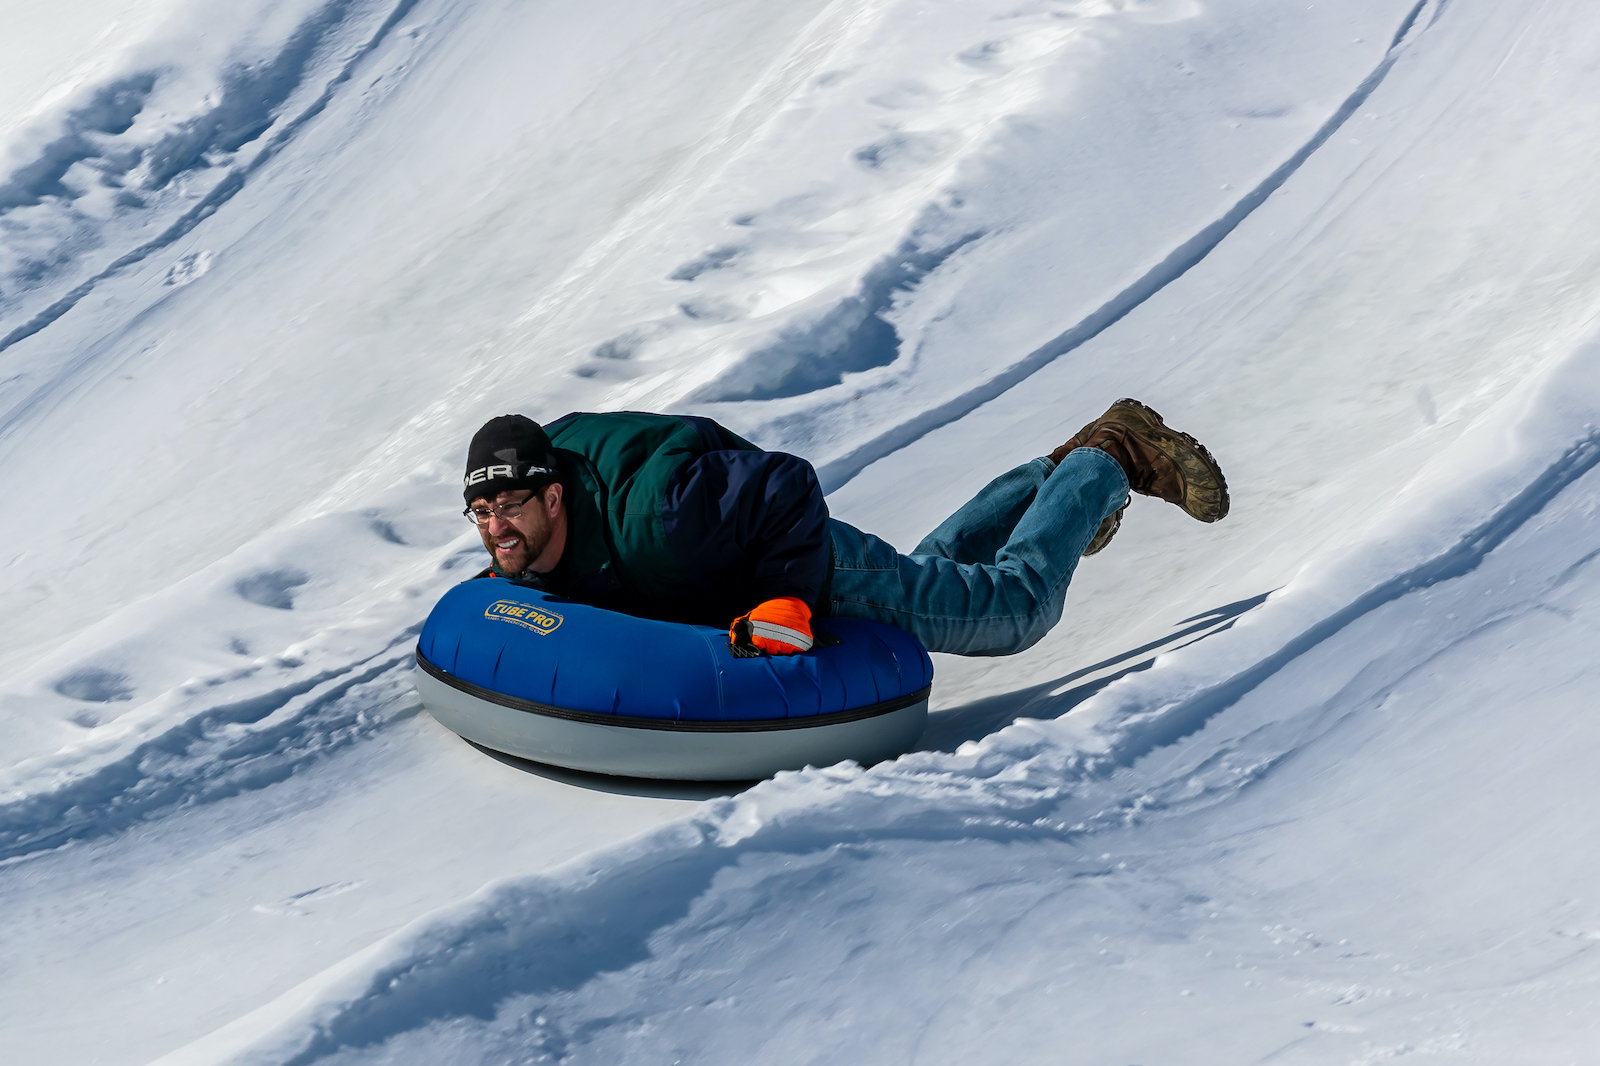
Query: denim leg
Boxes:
[
  {"xmin": 827, "ymin": 448, "xmax": 1129, "ymax": 656},
  {"xmin": 912, "ymin": 457, "xmax": 1052, "ymax": 564}
]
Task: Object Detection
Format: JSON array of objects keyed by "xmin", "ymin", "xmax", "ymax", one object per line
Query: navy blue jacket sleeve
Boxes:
[{"xmin": 662, "ymin": 449, "xmax": 830, "ymax": 609}]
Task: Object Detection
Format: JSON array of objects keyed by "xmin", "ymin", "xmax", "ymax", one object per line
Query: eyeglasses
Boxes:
[{"xmin": 464, "ymin": 492, "xmax": 538, "ymax": 526}]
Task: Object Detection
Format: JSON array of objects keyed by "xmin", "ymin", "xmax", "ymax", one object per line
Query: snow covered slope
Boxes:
[{"xmin": 3, "ymin": 0, "xmax": 1599, "ymax": 1062}]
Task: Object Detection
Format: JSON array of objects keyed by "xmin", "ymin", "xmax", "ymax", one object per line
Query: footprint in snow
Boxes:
[
  {"xmin": 574, "ymin": 329, "xmax": 657, "ymax": 379},
  {"xmin": 730, "ymin": 190, "xmax": 829, "ymax": 228},
  {"xmin": 852, "ymin": 132, "xmax": 950, "ymax": 172},
  {"xmin": 678, "ymin": 298, "xmax": 743, "ymax": 323},
  {"xmin": 670, "ymin": 245, "xmax": 743, "ymax": 281},
  {"xmin": 591, "ymin": 335, "xmax": 641, "ymax": 360},
  {"xmin": 163, "ymin": 250, "xmax": 213, "ymax": 287},
  {"xmin": 252, "ymin": 881, "xmax": 366, "ymax": 917},
  {"xmin": 957, "ymin": 40, "xmax": 1007, "ymax": 68},
  {"xmin": 236, "ymin": 568, "xmax": 310, "ymax": 610},
  {"xmin": 55, "ymin": 667, "xmax": 134, "ymax": 704},
  {"xmin": 368, "ymin": 516, "xmax": 407, "ymax": 545},
  {"xmin": 56, "ymin": 668, "xmax": 136, "ymax": 728}
]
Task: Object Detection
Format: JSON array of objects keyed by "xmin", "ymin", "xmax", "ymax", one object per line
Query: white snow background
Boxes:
[{"xmin": 3, "ymin": 0, "xmax": 1599, "ymax": 1062}]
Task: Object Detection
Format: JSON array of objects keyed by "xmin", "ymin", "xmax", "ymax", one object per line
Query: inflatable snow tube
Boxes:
[{"xmin": 414, "ymin": 577, "xmax": 933, "ymax": 780}]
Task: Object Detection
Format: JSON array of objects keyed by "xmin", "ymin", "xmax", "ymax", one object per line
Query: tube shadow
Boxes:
[{"xmin": 917, "ymin": 591, "xmax": 1273, "ymax": 753}]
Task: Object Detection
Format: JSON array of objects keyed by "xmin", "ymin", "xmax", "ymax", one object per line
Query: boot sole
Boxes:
[
  {"xmin": 1083, "ymin": 504, "xmax": 1124, "ymax": 556},
  {"xmin": 1104, "ymin": 398, "xmax": 1230, "ymax": 522}
]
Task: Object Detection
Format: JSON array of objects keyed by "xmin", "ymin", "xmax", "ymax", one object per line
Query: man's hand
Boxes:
[{"xmin": 729, "ymin": 597, "xmax": 813, "ymax": 657}]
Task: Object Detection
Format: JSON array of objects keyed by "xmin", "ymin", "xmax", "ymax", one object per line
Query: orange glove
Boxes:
[{"xmin": 729, "ymin": 596, "xmax": 813, "ymax": 657}]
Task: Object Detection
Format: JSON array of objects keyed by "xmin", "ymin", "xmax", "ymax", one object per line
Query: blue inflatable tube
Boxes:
[{"xmin": 414, "ymin": 577, "xmax": 933, "ymax": 780}]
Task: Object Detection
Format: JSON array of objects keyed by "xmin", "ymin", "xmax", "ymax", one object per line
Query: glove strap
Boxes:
[
  {"xmin": 729, "ymin": 617, "xmax": 765, "ymax": 658},
  {"xmin": 748, "ymin": 617, "xmax": 812, "ymax": 652}
]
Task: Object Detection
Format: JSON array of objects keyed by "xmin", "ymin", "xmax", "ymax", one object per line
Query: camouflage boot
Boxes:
[{"xmin": 1074, "ymin": 398, "xmax": 1230, "ymax": 522}]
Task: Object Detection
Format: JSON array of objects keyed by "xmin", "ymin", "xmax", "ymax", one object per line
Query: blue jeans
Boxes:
[{"xmin": 823, "ymin": 448, "xmax": 1130, "ymax": 656}]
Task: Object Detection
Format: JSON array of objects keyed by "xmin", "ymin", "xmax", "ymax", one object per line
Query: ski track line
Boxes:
[
  {"xmin": 1104, "ymin": 429, "xmax": 1600, "ymax": 767},
  {"xmin": 815, "ymin": 0, "xmax": 1436, "ymax": 493},
  {"xmin": 10, "ymin": 378, "xmax": 1559, "ymax": 898},
  {"xmin": 0, "ymin": 628, "xmax": 421, "ymax": 865},
  {"xmin": 9, "ymin": 409, "xmax": 1574, "ymax": 941},
  {"xmin": 0, "ymin": 0, "xmax": 426, "ymax": 359}
]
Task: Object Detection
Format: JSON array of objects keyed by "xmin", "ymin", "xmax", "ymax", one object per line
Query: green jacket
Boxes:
[{"xmin": 497, "ymin": 412, "xmax": 830, "ymax": 626}]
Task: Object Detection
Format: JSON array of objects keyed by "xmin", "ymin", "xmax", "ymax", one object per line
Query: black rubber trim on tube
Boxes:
[{"xmin": 416, "ymin": 649, "xmax": 930, "ymax": 733}]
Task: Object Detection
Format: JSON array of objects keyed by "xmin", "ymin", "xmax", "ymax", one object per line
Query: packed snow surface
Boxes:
[{"xmin": 3, "ymin": 0, "xmax": 1599, "ymax": 1062}]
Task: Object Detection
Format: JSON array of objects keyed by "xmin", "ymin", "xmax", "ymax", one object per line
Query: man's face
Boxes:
[{"xmin": 475, "ymin": 486, "xmax": 557, "ymax": 574}]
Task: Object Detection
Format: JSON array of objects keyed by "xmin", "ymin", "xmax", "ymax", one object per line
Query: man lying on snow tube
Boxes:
[{"xmin": 415, "ymin": 404, "xmax": 1228, "ymax": 779}]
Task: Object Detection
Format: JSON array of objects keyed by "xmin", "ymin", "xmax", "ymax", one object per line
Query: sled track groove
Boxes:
[
  {"xmin": 817, "ymin": 0, "xmax": 1439, "ymax": 493},
  {"xmin": 175, "ymin": 429, "xmax": 1600, "ymax": 1066},
  {"xmin": 1108, "ymin": 429, "xmax": 1600, "ymax": 765},
  {"xmin": 0, "ymin": 0, "xmax": 426, "ymax": 357},
  {"xmin": 0, "ymin": 632, "xmax": 420, "ymax": 865}
]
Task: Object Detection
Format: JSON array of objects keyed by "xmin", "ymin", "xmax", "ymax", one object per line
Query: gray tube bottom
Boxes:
[{"xmin": 414, "ymin": 666, "xmax": 928, "ymax": 781}]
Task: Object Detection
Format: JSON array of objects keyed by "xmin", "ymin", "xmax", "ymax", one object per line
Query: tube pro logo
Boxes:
[{"xmin": 485, "ymin": 599, "xmax": 563, "ymax": 634}]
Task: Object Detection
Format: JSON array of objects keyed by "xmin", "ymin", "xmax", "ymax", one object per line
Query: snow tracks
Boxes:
[
  {"xmin": 159, "ymin": 340, "xmax": 1600, "ymax": 1066},
  {"xmin": 0, "ymin": 0, "xmax": 427, "ymax": 357}
]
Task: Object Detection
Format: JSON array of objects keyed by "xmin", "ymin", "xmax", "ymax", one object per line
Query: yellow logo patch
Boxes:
[{"xmin": 485, "ymin": 599, "xmax": 563, "ymax": 635}]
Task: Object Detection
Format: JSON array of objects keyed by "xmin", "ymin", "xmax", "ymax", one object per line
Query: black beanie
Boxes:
[{"xmin": 463, "ymin": 414, "xmax": 561, "ymax": 504}]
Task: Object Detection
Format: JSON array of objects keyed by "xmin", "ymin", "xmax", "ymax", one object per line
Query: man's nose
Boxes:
[{"xmin": 486, "ymin": 511, "xmax": 515, "ymax": 533}]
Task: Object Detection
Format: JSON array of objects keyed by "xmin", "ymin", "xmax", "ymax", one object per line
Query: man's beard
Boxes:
[{"xmin": 482, "ymin": 509, "xmax": 552, "ymax": 575}]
